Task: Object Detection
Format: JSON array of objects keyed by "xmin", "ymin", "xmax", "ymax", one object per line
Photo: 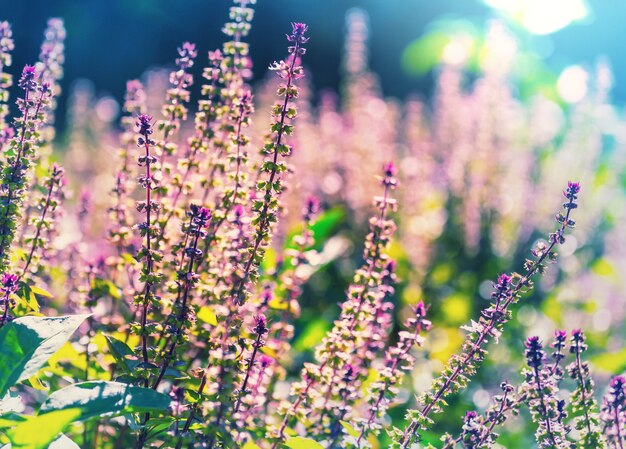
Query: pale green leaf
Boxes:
[
  {"xmin": 284, "ymin": 437, "xmax": 324, "ymax": 449},
  {"xmin": 0, "ymin": 315, "xmax": 89, "ymax": 398},
  {"xmin": 39, "ymin": 381, "xmax": 172, "ymax": 420}
]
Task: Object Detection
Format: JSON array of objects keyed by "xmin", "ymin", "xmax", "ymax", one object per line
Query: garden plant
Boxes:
[{"xmin": 0, "ymin": 2, "xmax": 624, "ymax": 449}]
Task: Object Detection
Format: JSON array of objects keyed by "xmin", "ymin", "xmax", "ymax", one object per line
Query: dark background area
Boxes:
[{"xmin": 2, "ymin": 0, "xmax": 625, "ymax": 130}]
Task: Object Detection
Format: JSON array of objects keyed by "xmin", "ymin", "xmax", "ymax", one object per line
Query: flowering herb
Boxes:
[{"xmin": 396, "ymin": 182, "xmax": 581, "ymax": 448}]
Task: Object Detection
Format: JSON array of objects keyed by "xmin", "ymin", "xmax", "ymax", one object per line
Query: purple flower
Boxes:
[
  {"xmin": 18, "ymin": 65, "xmax": 37, "ymax": 91},
  {"xmin": 495, "ymin": 273, "xmax": 511, "ymax": 290},
  {"xmin": 176, "ymin": 42, "xmax": 197, "ymax": 70},
  {"xmin": 1, "ymin": 273, "xmax": 18, "ymax": 293},
  {"xmin": 195, "ymin": 207, "xmax": 212, "ymax": 227},
  {"xmin": 525, "ymin": 336, "xmax": 544, "ymax": 369},
  {"xmin": 136, "ymin": 114, "xmax": 153, "ymax": 135},
  {"xmin": 381, "ymin": 162, "xmax": 398, "ymax": 189},
  {"xmin": 304, "ymin": 195, "xmax": 320, "ymax": 220},
  {"xmin": 567, "ymin": 181, "xmax": 580, "ymax": 195},
  {"xmin": 415, "ymin": 301, "xmax": 427, "ymax": 318},
  {"xmin": 384, "ymin": 161, "xmax": 397, "ymax": 178},
  {"xmin": 288, "ymin": 22, "xmax": 309, "ymax": 43},
  {"xmin": 252, "ymin": 315, "xmax": 268, "ymax": 336},
  {"xmin": 259, "ymin": 355, "xmax": 272, "ymax": 369}
]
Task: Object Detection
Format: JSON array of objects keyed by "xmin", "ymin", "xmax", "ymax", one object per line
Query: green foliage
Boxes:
[
  {"xmin": 6, "ymin": 409, "xmax": 81, "ymax": 449},
  {"xmin": 39, "ymin": 381, "xmax": 172, "ymax": 420},
  {"xmin": 0, "ymin": 314, "xmax": 89, "ymax": 397},
  {"xmin": 284, "ymin": 436, "xmax": 324, "ymax": 449}
]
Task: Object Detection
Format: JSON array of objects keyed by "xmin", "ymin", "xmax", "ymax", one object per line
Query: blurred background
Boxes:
[
  {"xmin": 4, "ymin": 1, "xmax": 626, "ymax": 447},
  {"xmin": 3, "ymin": 0, "xmax": 626, "ymax": 128}
]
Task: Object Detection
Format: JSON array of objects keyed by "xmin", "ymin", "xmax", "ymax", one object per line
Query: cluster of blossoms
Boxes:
[
  {"xmin": 271, "ymin": 162, "xmax": 400, "ymax": 448},
  {"xmin": 520, "ymin": 336, "xmax": 571, "ymax": 449},
  {"xmin": 2, "ymin": 6, "xmax": 626, "ymax": 449},
  {"xmin": 0, "ymin": 65, "xmax": 52, "ymax": 272},
  {"xmin": 0, "ymin": 21, "xmax": 14, "ymax": 146},
  {"xmin": 395, "ymin": 182, "xmax": 581, "ymax": 448},
  {"xmin": 601, "ymin": 376, "xmax": 626, "ymax": 449}
]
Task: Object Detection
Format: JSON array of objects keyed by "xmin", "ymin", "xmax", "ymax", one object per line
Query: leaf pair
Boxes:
[{"xmin": 0, "ymin": 316, "xmax": 172, "ymax": 449}]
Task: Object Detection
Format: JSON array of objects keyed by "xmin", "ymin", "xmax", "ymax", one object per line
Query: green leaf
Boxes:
[
  {"xmin": 242, "ymin": 442, "xmax": 262, "ymax": 449},
  {"xmin": 39, "ymin": 381, "xmax": 172, "ymax": 420},
  {"xmin": 590, "ymin": 347, "xmax": 626, "ymax": 373},
  {"xmin": 340, "ymin": 420, "xmax": 359, "ymax": 438},
  {"xmin": 0, "ymin": 412, "xmax": 26, "ymax": 429},
  {"xmin": 310, "ymin": 206, "xmax": 345, "ymax": 245},
  {"xmin": 197, "ymin": 306, "xmax": 218, "ymax": 326},
  {"xmin": 7, "ymin": 408, "xmax": 81, "ymax": 449},
  {"xmin": 30, "ymin": 286, "xmax": 54, "ymax": 298},
  {"xmin": 0, "ymin": 315, "xmax": 89, "ymax": 398},
  {"xmin": 284, "ymin": 437, "xmax": 324, "ymax": 449},
  {"xmin": 104, "ymin": 334, "xmax": 138, "ymax": 373}
]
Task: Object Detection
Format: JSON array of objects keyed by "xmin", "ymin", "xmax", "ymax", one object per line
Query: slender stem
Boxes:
[
  {"xmin": 0, "ymin": 87, "xmax": 38, "ymax": 263},
  {"xmin": 152, "ymin": 223, "xmax": 202, "ymax": 391},
  {"xmin": 20, "ymin": 174, "xmax": 55, "ymax": 278},
  {"xmin": 475, "ymin": 389, "xmax": 511, "ymax": 447},
  {"xmin": 136, "ymin": 122, "xmax": 157, "ymax": 449},
  {"xmin": 175, "ymin": 371, "xmax": 208, "ymax": 449},
  {"xmin": 230, "ymin": 46, "xmax": 300, "ymax": 306},
  {"xmin": 574, "ymin": 351, "xmax": 594, "ymax": 437},
  {"xmin": 400, "ymin": 197, "xmax": 576, "ymax": 448},
  {"xmin": 532, "ymin": 365, "xmax": 558, "ymax": 447},
  {"xmin": 355, "ymin": 322, "xmax": 422, "ymax": 447},
  {"xmin": 232, "ymin": 331, "xmax": 262, "ymax": 415},
  {"xmin": 0, "ymin": 291, "xmax": 10, "ymax": 327}
]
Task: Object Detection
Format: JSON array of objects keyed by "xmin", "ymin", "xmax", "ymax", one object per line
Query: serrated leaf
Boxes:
[
  {"xmin": 0, "ymin": 315, "xmax": 89, "ymax": 398},
  {"xmin": 39, "ymin": 381, "xmax": 172, "ymax": 420},
  {"xmin": 284, "ymin": 437, "xmax": 324, "ymax": 449}
]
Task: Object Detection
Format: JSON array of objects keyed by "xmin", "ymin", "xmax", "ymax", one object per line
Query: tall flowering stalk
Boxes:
[
  {"xmin": 0, "ymin": 272, "xmax": 18, "ymax": 326},
  {"xmin": 155, "ymin": 42, "xmax": 196, "ymax": 179},
  {"xmin": 0, "ymin": 21, "xmax": 14, "ymax": 146},
  {"xmin": 19, "ymin": 162, "xmax": 65, "ymax": 279},
  {"xmin": 35, "ymin": 17, "xmax": 65, "ymax": 141},
  {"xmin": 440, "ymin": 383, "xmax": 520, "ymax": 449},
  {"xmin": 601, "ymin": 376, "xmax": 626, "ymax": 449},
  {"xmin": 200, "ymin": 0, "xmax": 256, "ymax": 206},
  {"xmin": 153, "ymin": 204, "xmax": 211, "ymax": 389},
  {"xmin": 133, "ymin": 114, "xmax": 163, "ymax": 384},
  {"xmin": 0, "ymin": 66, "xmax": 52, "ymax": 273},
  {"xmin": 348, "ymin": 302, "xmax": 431, "ymax": 448},
  {"xmin": 230, "ymin": 22, "xmax": 308, "ymax": 306},
  {"xmin": 521, "ymin": 336, "xmax": 571, "ymax": 449},
  {"xmin": 271, "ymin": 163, "xmax": 398, "ymax": 448},
  {"xmin": 567, "ymin": 330, "xmax": 605, "ymax": 449},
  {"xmin": 396, "ymin": 182, "xmax": 581, "ymax": 448},
  {"xmin": 232, "ymin": 314, "xmax": 269, "ymax": 414},
  {"xmin": 109, "ymin": 80, "xmax": 146, "ymax": 258}
]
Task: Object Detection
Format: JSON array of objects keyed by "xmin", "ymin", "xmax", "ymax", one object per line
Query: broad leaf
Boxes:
[
  {"xmin": 104, "ymin": 334, "xmax": 138, "ymax": 373},
  {"xmin": 0, "ymin": 315, "xmax": 89, "ymax": 397},
  {"xmin": 242, "ymin": 442, "xmax": 262, "ymax": 449},
  {"xmin": 39, "ymin": 381, "xmax": 172, "ymax": 420},
  {"xmin": 0, "ymin": 412, "xmax": 26, "ymax": 429},
  {"xmin": 284, "ymin": 437, "xmax": 324, "ymax": 449},
  {"xmin": 7, "ymin": 408, "xmax": 81, "ymax": 449}
]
